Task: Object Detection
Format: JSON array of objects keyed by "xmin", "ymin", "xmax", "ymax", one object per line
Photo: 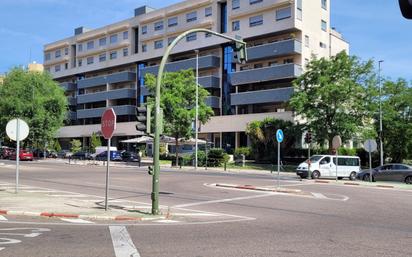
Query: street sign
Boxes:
[
  {"xmin": 332, "ymin": 135, "xmax": 342, "ymax": 149},
  {"xmin": 101, "ymin": 108, "xmax": 116, "ymax": 140},
  {"xmin": 363, "ymin": 139, "xmax": 377, "ymax": 153},
  {"xmin": 6, "ymin": 119, "xmax": 29, "ymax": 141},
  {"xmin": 276, "ymin": 129, "xmax": 284, "ymax": 143}
]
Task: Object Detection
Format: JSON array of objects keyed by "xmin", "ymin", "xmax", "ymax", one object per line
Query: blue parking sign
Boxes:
[{"xmin": 276, "ymin": 129, "xmax": 284, "ymax": 143}]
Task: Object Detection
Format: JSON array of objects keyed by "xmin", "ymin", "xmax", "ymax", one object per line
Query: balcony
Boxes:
[
  {"xmin": 67, "ymin": 97, "xmax": 77, "ymax": 106},
  {"xmin": 60, "ymin": 82, "xmax": 76, "ymax": 91},
  {"xmin": 77, "ymin": 71, "xmax": 136, "ymax": 89},
  {"xmin": 68, "ymin": 111, "xmax": 76, "ymax": 120},
  {"xmin": 230, "ymin": 64, "xmax": 302, "ymax": 86},
  {"xmin": 205, "ymin": 96, "xmax": 220, "ymax": 108},
  {"xmin": 240, "ymin": 40, "xmax": 302, "ymax": 62},
  {"xmin": 198, "ymin": 76, "xmax": 220, "ymax": 89},
  {"xmin": 77, "ymin": 105, "xmax": 135, "ymax": 119},
  {"xmin": 231, "ymin": 87, "xmax": 293, "ymax": 106},
  {"xmin": 141, "ymin": 55, "xmax": 220, "ymax": 76},
  {"xmin": 77, "ymin": 89, "xmax": 136, "ymax": 104}
]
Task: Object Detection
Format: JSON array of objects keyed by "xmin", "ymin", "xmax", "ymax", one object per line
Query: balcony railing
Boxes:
[
  {"xmin": 231, "ymin": 87, "xmax": 294, "ymax": 106},
  {"xmin": 77, "ymin": 89, "xmax": 136, "ymax": 104},
  {"xmin": 77, "ymin": 71, "xmax": 136, "ymax": 89}
]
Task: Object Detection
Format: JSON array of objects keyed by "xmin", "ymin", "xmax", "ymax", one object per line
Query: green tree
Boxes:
[
  {"xmin": 145, "ymin": 69, "xmax": 214, "ymax": 166},
  {"xmin": 0, "ymin": 68, "xmax": 67, "ymax": 149},
  {"xmin": 379, "ymin": 79, "xmax": 412, "ymax": 162},
  {"xmin": 52, "ymin": 139, "xmax": 62, "ymax": 153},
  {"xmin": 290, "ymin": 52, "xmax": 377, "ymax": 152},
  {"xmin": 70, "ymin": 139, "xmax": 82, "ymax": 153},
  {"xmin": 90, "ymin": 132, "xmax": 102, "ymax": 153}
]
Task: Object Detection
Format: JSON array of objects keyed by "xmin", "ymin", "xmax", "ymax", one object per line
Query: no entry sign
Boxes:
[{"xmin": 101, "ymin": 108, "xmax": 116, "ymax": 139}]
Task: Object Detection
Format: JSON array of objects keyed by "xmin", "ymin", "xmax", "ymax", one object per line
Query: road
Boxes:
[{"xmin": 0, "ymin": 160, "xmax": 411, "ymax": 257}]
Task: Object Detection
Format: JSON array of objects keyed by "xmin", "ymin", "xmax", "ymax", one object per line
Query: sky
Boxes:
[{"xmin": 0, "ymin": 0, "xmax": 411, "ymax": 81}]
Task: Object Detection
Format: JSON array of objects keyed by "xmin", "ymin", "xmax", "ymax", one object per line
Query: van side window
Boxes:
[{"xmin": 320, "ymin": 157, "xmax": 330, "ymax": 164}]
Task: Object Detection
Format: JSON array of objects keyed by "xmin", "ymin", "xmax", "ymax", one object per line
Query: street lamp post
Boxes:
[
  {"xmin": 151, "ymin": 29, "xmax": 247, "ymax": 215},
  {"xmin": 378, "ymin": 60, "xmax": 384, "ymax": 166},
  {"xmin": 194, "ymin": 49, "xmax": 199, "ymax": 170}
]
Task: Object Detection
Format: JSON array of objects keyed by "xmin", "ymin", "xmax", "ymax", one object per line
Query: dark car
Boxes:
[
  {"xmin": 95, "ymin": 151, "xmax": 123, "ymax": 161},
  {"xmin": 57, "ymin": 150, "xmax": 72, "ymax": 159},
  {"xmin": 0, "ymin": 147, "xmax": 15, "ymax": 159},
  {"xmin": 71, "ymin": 151, "xmax": 93, "ymax": 160},
  {"xmin": 356, "ymin": 164, "xmax": 412, "ymax": 184},
  {"xmin": 121, "ymin": 151, "xmax": 141, "ymax": 162}
]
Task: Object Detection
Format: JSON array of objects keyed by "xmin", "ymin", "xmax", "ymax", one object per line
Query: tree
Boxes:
[
  {"xmin": 0, "ymin": 68, "xmax": 67, "ymax": 149},
  {"xmin": 51, "ymin": 139, "xmax": 62, "ymax": 153},
  {"xmin": 290, "ymin": 51, "xmax": 377, "ymax": 152},
  {"xmin": 145, "ymin": 69, "xmax": 214, "ymax": 166},
  {"xmin": 90, "ymin": 132, "xmax": 102, "ymax": 153},
  {"xmin": 70, "ymin": 139, "xmax": 82, "ymax": 154},
  {"xmin": 379, "ymin": 79, "xmax": 412, "ymax": 162}
]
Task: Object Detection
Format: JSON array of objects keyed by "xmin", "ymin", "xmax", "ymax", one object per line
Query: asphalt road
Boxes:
[{"xmin": 0, "ymin": 160, "xmax": 411, "ymax": 257}]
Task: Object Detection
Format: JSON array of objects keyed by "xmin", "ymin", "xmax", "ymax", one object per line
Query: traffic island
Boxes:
[{"xmin": 214, "ymin": 183, "xmax": 304, "ymax": 195}]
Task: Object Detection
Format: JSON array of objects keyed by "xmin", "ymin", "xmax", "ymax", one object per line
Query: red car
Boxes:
[{"xmin": 9, "ymin": 150, "xmax": 34, "ymax": 161}]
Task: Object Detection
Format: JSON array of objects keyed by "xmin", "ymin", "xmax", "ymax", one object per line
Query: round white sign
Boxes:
[
  {"xmin": 332, "ymin": 135, "xmax": 342, "ymax": 149},
  {"xmin": 363, "ymin": 139, "xmax": 377, "ymax": 153},
  {"xmin": 6, "ymin": 118, "xmax": 29, "ymax": 141}
]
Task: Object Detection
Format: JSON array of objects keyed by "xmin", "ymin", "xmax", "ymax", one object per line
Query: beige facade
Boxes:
[{"xmin": 28, "ymin": 62, "xmax": 44, "ymax": 72}]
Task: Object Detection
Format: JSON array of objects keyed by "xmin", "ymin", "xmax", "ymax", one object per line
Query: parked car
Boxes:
[
  {"xmin": 296, "ymin": 155, "xmax": 360, "ymax": 180},
  {"xmin": 0, "ymin": 147, "xmax": 15, "ymax": 159},
  {"xmin": 70, "ymin": 151, "xmax": 93, "ymax": 160},
  {"xmin": 9, "ymin": 150, "xmax": 34, "ymax": 161},
  {"xmin": 57, "ymin": 150, "xmax": 72, "ymax": 159},
  {"xmin": 95, "ymin": 151, "xmax": 123, "ymax": 161},
  {"xmin": 121, "ymin": 151, "xmax": 141, "ymax": 162},
  {"xmin": 356, "ymin": 164, "xmax": 412, "ymax": 184}
]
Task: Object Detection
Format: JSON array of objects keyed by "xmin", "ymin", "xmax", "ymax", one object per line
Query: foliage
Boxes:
[
  {"xmin": 338, "ymin": 147, "xmax": 357, "ymax": 156},
  {"xmin": 234, "ymin": 147, "xmax": 252, "ymax": 160},
  {"xmin": 0, "ymin": 68, "xmax": 67, "ymax": 148},
  {"xmin": 246, "ymin": 118, "xmax": 302, "ymax": 162},
  {"xmin": 378, "ymin": 79, "xmax": 412, "ymax": 162},
  {"xmin": 51, "ymin": 139, "xmax": 62, "ymax": 152},
  {"xmin": 290, "ymin": 51, "xmax": 377, "ymax": 151},
  {"xmin": 206, "ymin": 148, "xmax": 229, "ymax": 167},
  {"xmin": 90, "ymin": 132, "xmax": 101, "ymax": 153},
  {"xmin": 70, "ymin": 139, "xmax": 82, "ymax": 153},
  {"xmin": 145, "ymin": 69, "xmax": 214, "ymax": 166}
]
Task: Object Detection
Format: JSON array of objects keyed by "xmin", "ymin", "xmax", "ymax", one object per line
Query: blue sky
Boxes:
[{"xmin": 0, "ymin": 0, "xmax": 411, "ymax": 81}]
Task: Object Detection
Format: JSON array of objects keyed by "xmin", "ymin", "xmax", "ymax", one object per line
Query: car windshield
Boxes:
[{"xmin": 309, "ymin": 155, "xmax": 323, "ymax": 163}]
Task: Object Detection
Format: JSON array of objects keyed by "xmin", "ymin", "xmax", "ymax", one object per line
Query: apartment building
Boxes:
[{"xmin": 43, "ymin": 0, "xmax": 348, "ymax": 150}]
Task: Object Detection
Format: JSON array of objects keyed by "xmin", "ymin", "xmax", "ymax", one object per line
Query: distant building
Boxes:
[
  {"xmin": 28, "ymin": 62, "xmax": 44, "ymax": 72},
  {"xmin": 0, "ymin": 75, "xmax": 4, "ymax": 85}
]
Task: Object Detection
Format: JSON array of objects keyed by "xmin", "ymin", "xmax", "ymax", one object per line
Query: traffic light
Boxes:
[
  {"xmin": 399, "ymin": 0, "xmax": 412, "ymax": 19},
  {"xmin": 135, "ymin": 105, "xmax": 150, "ymax": 134},
  {"xmin": 305, "ymin": 132, "xmax": 312, "ymax": 144},
  {"xmin": 232, "ymin": 41, "xmax": 248, "ymax": 64}
]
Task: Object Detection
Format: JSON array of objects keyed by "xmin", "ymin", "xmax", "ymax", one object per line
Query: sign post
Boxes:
[
  {"xmin": 364, "ymin": 139, "xmax": 377, "ymax": 183},
  {"xmin": 332, "ymin": 136, "xmax": 342, "ymax": 182},
  {"xmin": 276, "ymin": 129, "xmax": 284, "ymax": 190},
  {"xmin": 101, "ymin": 108, "xmax": 116, "ymax": 211},
  {"xmin": 6, "ymin": 118, "xmax": 29, "ymax": 194}
]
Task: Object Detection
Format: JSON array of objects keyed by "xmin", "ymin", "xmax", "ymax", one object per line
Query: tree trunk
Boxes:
[
  {"xmin": 175, "ymin": 137, "xmax": 179, "ymax": 167},
  {"xmin": 328, "ymin": 136, "xmax": 335, "ymax": 154}
]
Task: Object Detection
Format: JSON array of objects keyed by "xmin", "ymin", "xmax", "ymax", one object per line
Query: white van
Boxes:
[{"xmin": 296, "ymin": 155, "xmax": 360, "ymax": 180}]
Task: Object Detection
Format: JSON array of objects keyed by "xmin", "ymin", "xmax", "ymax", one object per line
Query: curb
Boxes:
[
  {"xmin": 215, "ymin": 183, "xmax": 301, "ymax": 194},
  {"xmin": 314, "ymin": 180, "xmax": 395, "ymax": 189},
  {"xmin": 0, "ymin": 209, "xmax": 163, "ymax": 222}
]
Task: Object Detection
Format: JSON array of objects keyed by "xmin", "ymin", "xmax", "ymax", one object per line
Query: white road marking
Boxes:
[
  {"xmin": 0, "ymin": 247, "xmax": 4, "ymax": 251},
  {"xmin": 60, "ymin": 218, "xmax": 94, "ymax": 224},
  {"xmin": 172, "ymin": 213, "xmax": 218, "ymax": 217},
  {"xmin": 109, "ymin": 226, "xmax": 140, "ymax": 257},
  {"xmin": 0, "ymin": 216, "xmax": 7, "ymax": 221},
  {"xmin": 173, "ymin": 193, "xmax": 276, "ymax": 208},
  {"xmin": 154, "ymin": 220, "xmax": 180, "ymax": 223},
  {"xmin": 48, "ymin": 194, "xmax": 88, "ymax": 197},
  {"xmin": 311, "ymin": 192, "xmax": 328, "ymax": 199},
  {"xmin": 0, "ymin": 238, "xmax": 21, "ymax": 245}
]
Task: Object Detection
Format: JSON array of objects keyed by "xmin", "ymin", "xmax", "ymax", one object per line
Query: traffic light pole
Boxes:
[{"xmin": 151, "ymin": 29, "xmax": 247, "ymax": 215}]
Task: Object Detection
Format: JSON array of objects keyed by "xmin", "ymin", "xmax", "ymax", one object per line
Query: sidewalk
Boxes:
[{"xmin": 313, "ymin": 179, "xmax": 412, "ymax": 190}]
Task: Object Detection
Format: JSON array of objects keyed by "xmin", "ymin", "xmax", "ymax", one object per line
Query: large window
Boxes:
[
  {"xmin": 250, "ymin": 0, "xmax": 263, "ymax": 5},
  {"xmin": 168, "ymin": 17, "xmax": 178, "ymax": 27},
  {"xmin": 55, "ymin": 50, "xmax": 61, "ymax": 58},
  {"xmin": 45, "ymin": 53, "xmax": 51, "ymax": 61},
  {"xmin": 123, "ymin": 48, "xmax": 128, "ymax": 57},
  {"xmin": 297, "ymin": 0, "xmax": 302, "ymax": 20},
  {"xmin": 232, "ymin": 0, "xmax": 240, "ymax": 10},
  {"xmin": 54, "ymin": 64, "xmax": 61, "ymax": 72},
  {"xmin": 87, "ymin": 41, "xmax": 94, "ymax": 50},
  {"xmin": 87, "ymin": 56, "xmax": 94, "ymax": 65},
  {"xmin": 186, "ymin": 32, "xmax": 197, "ymax": 42},
  {"xmin": 154, "ymin": 21, "xmax": 164, "ymax": 31},
  {"xmin": 78, "ymin": 44, "xmax": 83, "ymax": 52},
  {"xmin": 110, "ymin": 34, "xmax": 118, "ymax": 44},
  {"xmin": 321, "ymin": 20, "xmax": 327, "ymax": 31},
  {"xmin": 123, "ymin": 31, "xmax": 129, "ymax": 40},
  {"xmin": 142, "ymin": 25, "xmax": 147, "ymax": 35},
  {"xmin": 110, "ymin": 51, "xmax": 117, "ymax": 60},
  {"xmin": 142, "ymin": 44, "xmax": 147, "ymax": 52},
  {"xmin": 99, "ymin": 37, "xmax": 106, "ymax": 46},
  {"xmin": 205, "ymin": 7, "xmax": 212, "ymax": 17},
  {"xmin": 232, "ymin": 20, "xmax": 240, "ymax": 31},
  {"xmin": 249, "ymin": 15, "xmax": 263, "ymax": 27},
  {"xmin": 276, "ymin": 7, "xmax": 292, "ymax": 21},
  {"xmin": 305, "ymin": 35, "xmax": 309, "ymax": 47},
  {"xmin": 186, "ymin": 11, "xmax": 197, "ymax": 22},
  {"xmin": 322, "ymin": 0, "xmax": 327, "ymax": 10},
  {"xmin": 154, "ymin": 40, "xmax": 163, "ymax": 49},
  {"xmin": 99, "ymin": 53, "xmax": 106, "ymax": 62}
]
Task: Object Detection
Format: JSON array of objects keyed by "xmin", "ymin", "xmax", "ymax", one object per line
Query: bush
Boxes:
[
  {"xmin": 338, "ymin": 147, "xmax": 357, "ymax": 156},
  {"xmin": 234, "ymin": 147, "xmax": 252, "ymax": 159},
  {"xmin": 207, "ymin": 148, "xmax": 229, "ymax": 167}
]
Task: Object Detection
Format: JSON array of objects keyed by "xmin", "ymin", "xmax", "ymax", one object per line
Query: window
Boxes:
[
  {"xmin": 250, "ymin": 0, "xmax": 263, "ymax": 5},
  {"xmin": 78, "ymin": 59, "xmax": 82, "ymax": 67},
  {"xmin": 110, "ymin": 51, "xmax": 117, "ymax": 59},
  {"xmin": 320, "ymin": 42, "xmax": 327, "ymax": 48},
  {"xmin": 304, "ymin": 35, "xmax": 309, "ymax": 47},
  {"xmin": 186, "ymin": 32, "xmax": 197, "ymax": 42},
  {"xmin": 99, "ymin": 37, "xmax": 106, "ymax": 46},
  {"xmin": 99, "ymin": 53, "xmax": 106, "ymax": 62},
  {"xmin": 142, "ymin": 44, "xmax": 147, "ymax": 52},
  {"xmin": 123, "ymin": 31, "xmax": 129, "ymax": 40},
  {"xmin": 154, "ymin": 21, "xmax": 164, "ymax": 31},
  {"xmin": 167, "ymin": 17, "xmax": 178, "ymax": 28},
  {"xmin": 87, "ymin": 56, "xmax": 94, "ymax": 65},
  {"xmin": 55, "ymin": 50, "xmax": 61, "ymax": 58},
  {"xmin": 45, "ymin": 53, "xmax": 51, "ymax": 61},
  {"xmin": 249, "ymin": 15, "xmax": 263, "ymax": 27},
  {"xmin": 64, "ymin": 48, "xmax": 69, "ymax": 55},
  {"xmin": 123, "ymin": 48, "xmax": 128, "ymax": 57},
  {"xmin": 142, "ymin": 25, "xmax": 147, "ymax": 35},
  {"xmin": 254, "ymin": 63, "xmax": 263, "ymax": 69},
  {"xmin": 186, "ymin": 11, "xmax": 197, "ymax": 22},
  {"xmin": 87, "ymin": 41, "xmax": 94, "ymax": 50},
  {"xmin": 276, "ymin": 7, "xmax": 292, "ymax": 21},
  {"xmin": 78, "ymin": 44, "xmax": 83, "ymax": 52},
  {"xmin": 110, "ymin": 34, "xmax": 118, "ymax": 44},
  {"xmin": 333, "ymin": 157, "xmax": 360, "ymax": 166},
  {"xmin": 205, "ymin": 7, "xmax": 212, "ymax": 17},
  {"xmin": 54, "ymin": 64, "xmax": 61, "ymax": 72},
  {"xmin": 297, "ymin": 0, "xmax": 302, "ymax": 20},
  {"xmin": 154, "ymin": 40, "xmax": 163, "ymax": 49},
  {"xmin": 269, "ymin": 61, "xmax": 278, "ymax": 66},
  {"xmin": 168, "ymin": 37, "xmax": 176, "ymax": 45},
  {"xmin": 232, "ymin": 20, "xmax": 240, "ymax": 31},
  {"xmin": 321, "ymin": 20, "xmax": 327, "ymax": 31},
  {"xmin": 232, "ymin": 0, "xmax": 240, "ymax": 10},
  {"xmin": 320, "ymin": 157, "xmax": 331, "ymax": 164},
  {"xmin": 321, "ymin": 0, "xmax": 327, "ymax": 10},
  {"xmin": 283, "ymin": 58, "xmax": 293, "ymax": 64}
]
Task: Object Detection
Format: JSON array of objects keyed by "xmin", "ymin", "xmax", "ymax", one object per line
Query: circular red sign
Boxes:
[{"xmin": 101, "ymin": 108, "xmax": 117, "ymax": 139}]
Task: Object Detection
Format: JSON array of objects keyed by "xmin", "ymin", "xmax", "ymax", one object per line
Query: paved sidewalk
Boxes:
[{"xmin": 313, "ymin": 179, "xmax": 412, "ymax": 190}]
